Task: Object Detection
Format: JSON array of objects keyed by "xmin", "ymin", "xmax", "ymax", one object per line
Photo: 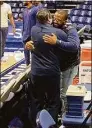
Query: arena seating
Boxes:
[
  {"xmin": 69, "ymin": 1, "xmax": 92, "ymax": 40},
  {"xmin": 70, "ymin": 1, "xmax": 92, "ymax": 26},
  {"xmin": 5, "ymin": 1, "xmax": 84, "ymax": 20},
  {"xmin": 5, "ymin": 1, "xmax": 25, "ymax": 21},
  {"xmin": 6, "ymin": 0, "xmax": 91, "ymax": 40}
]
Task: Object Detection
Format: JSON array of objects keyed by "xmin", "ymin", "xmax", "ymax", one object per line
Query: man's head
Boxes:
[
  {"xmin": 54, "ymin": 10, "xmax": 68, "ymax": 28},
  {"xmin": 32, "ymin": 0, "xmax": 43, "ymax": 6},
  {"xmin": 23, "ymin": 1, "xmax": 33, "ymax": 8},
  {"xmin": 36, "ymin": 8, "xmax": 52, "ymax": 24}
]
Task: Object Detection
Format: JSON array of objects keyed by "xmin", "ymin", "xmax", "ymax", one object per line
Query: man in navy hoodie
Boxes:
[{"xmin": 43, "ymin": 10, "xmax": 80, "ymax": 113}]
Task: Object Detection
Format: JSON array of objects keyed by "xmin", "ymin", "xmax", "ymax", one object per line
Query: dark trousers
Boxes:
[
  {"xmin": 0, "ymin": 27, "xmax": 8, "ymax": 58},
  {"xmin": 23, "ymin": 37, "xmax": 31, "ymax": 65},
  {"xmin": 30, "ymin": 74, "xmax": 60, "ymax": 127}
]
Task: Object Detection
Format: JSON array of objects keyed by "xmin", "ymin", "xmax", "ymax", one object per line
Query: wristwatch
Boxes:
[{"xmin": 56, "ymin": 40, "xmax": 62, "ymax": 45}]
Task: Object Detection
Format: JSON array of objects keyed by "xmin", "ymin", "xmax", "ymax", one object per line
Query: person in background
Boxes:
[
  {"xmin": 23, "ymin": 1, "xmax": 44, "ymax": 66},
  {"xmin": 23, "ymin": 1, "xmax": 33, "ymax": 66},
  {"xmin": 0, "ymin": 1, "xmax": 15, "ymax": 59},
  {"xmin": 43, "ymin": 10, "xmax": 80, "ymax": 114}
]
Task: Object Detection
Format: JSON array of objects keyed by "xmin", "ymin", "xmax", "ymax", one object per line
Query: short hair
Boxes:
[
  {"xmin": 32, "ymin": 0, "xmax": 44, "ymax": 5},
  {"xmin": 36, "ymin": 8, "xmax": 51, "ymax": 24},
  {"xmin": 56, "ymin": 10, "xmax": 68, "ymax": 20}
]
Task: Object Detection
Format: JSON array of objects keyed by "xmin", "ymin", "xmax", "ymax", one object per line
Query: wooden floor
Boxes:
[{"xmin": 1, "ymin": 53, "xmax": 24, "ymax": 73}]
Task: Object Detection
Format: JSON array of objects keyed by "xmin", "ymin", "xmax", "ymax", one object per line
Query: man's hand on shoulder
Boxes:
[{"xmin": 43, "ymin": 33, "xmax": 57, "ymax": 45}]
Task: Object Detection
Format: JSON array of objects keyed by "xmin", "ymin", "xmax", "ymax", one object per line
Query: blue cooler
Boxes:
[{"xmin": 66, "ymin": 85, "xmax": 87, "ymax": 118}]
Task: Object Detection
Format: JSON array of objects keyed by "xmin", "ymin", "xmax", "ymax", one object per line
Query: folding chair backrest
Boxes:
[{"xmin": 37, "ymin": 109, "xmax": 56, "ymax": 128}]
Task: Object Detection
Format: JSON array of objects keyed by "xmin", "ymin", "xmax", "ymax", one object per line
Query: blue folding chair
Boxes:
[
  {"xmin": 81, "ymin": 11, "xmax": 86, "ymax": 16},
  {"xmin": 86, "ymin": 17, "xmax": 91, "ymax": 25},
  {"xmin": 85, "ymin": 1, "xmax": 92, "ymax": 5},
  {"xmin": 10, "ymin": 3, "xmax": 17, "ymax": 8},
  {"xmin": 21, "ymin": 8, "xmax": 24, "ymax": 13},
  {"xmin": 19, "ymin": 3, "xmax": 23, "ymax": 7},
  {"xmin": 16, "ymin": 8, "xmax": 20, "ymax": 13},
  {"xmin": 78, "ymin": 17, "xmax": 84, "ymax": 24},
  {"xmin": 87, "ymin": 5, "xmax": 92, "ymax": 11},
  {"xmin": 73, "ymin": 10, "xmax": 79, "ymax": 16},
  {"xmin": 13, "ymin": 13, "xmax": 19, "ymax": 20},
  {"xmin": 12, "ymin": 8, "xmax": 16, "ymax": 13},
  {"xmin": 19, "ymin": 13, "xmax": 23, "ymax": 19},
  {"xmin": 85, "ymin": 11, "xmax": 91, "ymax": 17},
  {"xmin": 36, "ymin": 109, "xmax": 56, "ymax": 128},
  {"xmin": 77, "ymin": 24, "xmax": 84, "ymax": 30},
  {"xmin": 71, "ymin": 16, "xmax": 78, "ymax": 23}
]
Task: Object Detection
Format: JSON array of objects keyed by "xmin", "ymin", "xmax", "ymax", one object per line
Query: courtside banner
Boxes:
[
  {"xmin": 79, "ymin": 44, "xmax": 92, "ymax": 84},
  {"xmin": 79, "ymin": 62, "xmax": 92, "ymax": 84},
  {"xmin": 6, "ymin": 21, "xmax": 23, "ymax": 43}
]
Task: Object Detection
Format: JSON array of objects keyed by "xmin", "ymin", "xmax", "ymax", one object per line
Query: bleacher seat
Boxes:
[
  {"xmin": 78, "ymin": 16, "xmax": 85, "ymax": 24},
  {"xmin": 86, "ymin": 17, "xmax": 92, "ymax": 24},
  {"xmin": 47, "ymin": 1, "xmax": 56, "ymax": 9},
  {"xmin": 19, "ymin": 13, "xmax": 23, "ymax": 19},
  {"xmin": 86, "ymin": 5, "xmax": 91, "ymax": 10},
  {"xmin": 20, "ymin": 8, "xmax": 24, "ymax": 13},
  {"xmin": 19, "ymin": 3, "xmax": 23, "ymax": 7},
  {"xmin": 12, "ymin": 8, "xmax": 16, "ymax": 13},
  {"xmin": 7, "ymin": 1, "xmax": 24, "ymax": 20},
  {"xmin": 77, "ymin": 24, "xmax": 84, "ymax": 29},
  {"xmin": 13, "ymin": 13, "xmax": 19, "ymax": 20},
  {"xmin": 84, "ymin": 10, "xmax": 91, "ymax": 17},
  {"xmin": 71, "ymin": 16, "xmax": 79, "ymax": 23},
  {"xmin": 82, "ymin": 5, "xmax": 88, "ymax": 10},
  {"xmin": 70, "ymin": 1, "xmax": 92, "ymax": 27},
  {"xmin": 81, "ymin": 11, "xmax": 86, "ymax": 16},
  {"xmin": 10, "ymin": 3, "xmax": 18, "ymax": 8},
  {"xmin": 85, "ymin": 1, "xmax": 92, "ymax": 5},
  {"xmin": 15, "ymin": 8, "xmax": 20, "ymax": 13},
  {"xmin": 56, "ymin": 1, "xmax": 64, "ymax": 9},
  {"xmin": 73, "ymin": 10, "xmax": 79, "ymax": 15}
]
